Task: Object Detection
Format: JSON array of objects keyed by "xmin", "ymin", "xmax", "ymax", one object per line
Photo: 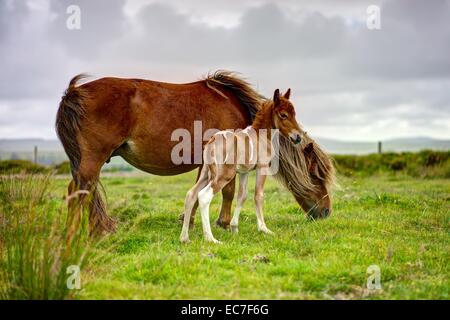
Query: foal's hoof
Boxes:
[
  {"xmin": 180, "ymin": 236, "xmax": 191, "ymax": 244},
  {"xmin": 206, "ymin": 237, "xmax": 222, "ymax": 244},
  {"xmin": 259, "ymin": 228, "xmax": 274, "ymax": 235}
]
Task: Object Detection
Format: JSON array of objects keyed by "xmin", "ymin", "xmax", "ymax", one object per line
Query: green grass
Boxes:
[
  {"xmin": 17, "ymin": 171, "xmax": 444, "ymax": 300},
  {"xmin": 0, "ymin": 166, "xmax": 450, "ymax": 299}
]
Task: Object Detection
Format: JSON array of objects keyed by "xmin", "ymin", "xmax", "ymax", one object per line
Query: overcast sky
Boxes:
[{"xmin": 1, "ymin": 0, "xmax": 449, "ymax": 141}]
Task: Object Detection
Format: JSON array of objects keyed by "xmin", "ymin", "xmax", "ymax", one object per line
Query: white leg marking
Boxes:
[
  {"xmin": 180, "ymin": 188, "xmax": 194, "ymax": 243},
  {"xmin": 255, "ymin": 169, "xmax": 273, "ymax": 235},
  {"xmin": 198, "ymin": 183, "xmax": 221, "ymax": 243},
  {"xmin": 180, "ymin": 167, "xmax": 209, "ymax": 243}
]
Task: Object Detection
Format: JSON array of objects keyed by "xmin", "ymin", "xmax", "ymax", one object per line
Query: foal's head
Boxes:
[{"xmin": 271, "ymin": 89, "xmax": 303, "ymax": 145}]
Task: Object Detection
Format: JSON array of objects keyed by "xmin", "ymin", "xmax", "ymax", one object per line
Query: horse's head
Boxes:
[
  {"xmin": 272, "ymin": 89, "xmax": 303, "ymax": 145},
  {"xmin": 275, "ymin": 135, "xmax": 335, "ymax": 220},
  {"xmin": 297, "ymin": 141, "xmax": 333, "ymax": 219}
]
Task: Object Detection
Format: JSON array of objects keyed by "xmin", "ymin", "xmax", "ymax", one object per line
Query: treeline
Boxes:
[{"xmin": 1, "ymin": 150, "xmax": 449, "ymax": 178}]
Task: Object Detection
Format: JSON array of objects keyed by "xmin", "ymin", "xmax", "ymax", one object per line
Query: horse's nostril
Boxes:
[{"xmin": 322, "ymin": 208, "xmax": 330, "ymax": 217}]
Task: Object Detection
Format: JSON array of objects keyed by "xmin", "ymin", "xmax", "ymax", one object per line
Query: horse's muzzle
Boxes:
[
  {"xmin": 291, "ymin": 134, "xmax": 302, "ymax": 145},
  {"xmin": 309, "ymin": 207, "xmax": 331, "ymax": 220}
]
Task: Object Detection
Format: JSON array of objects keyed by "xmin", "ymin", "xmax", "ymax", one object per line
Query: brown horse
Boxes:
[{"xmin": 56, "ymin": 71, "xmax": 334, "ymax": 235}]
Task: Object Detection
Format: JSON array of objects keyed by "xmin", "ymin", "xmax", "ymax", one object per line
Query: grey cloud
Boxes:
[{"xmin": 0, "ymin": 0, "xmax": 449, "ymax": 140}]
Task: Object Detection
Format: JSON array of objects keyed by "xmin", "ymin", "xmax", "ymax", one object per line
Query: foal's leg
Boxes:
[
  {"xmin": 197, "ymin": 182, "xmax": 220, "ymax": 243},
  {"xmin": 179, "ymin": 166, "xmax": 202, "ymax": 229},
  {"xmin": 180, "ymin": 166, "xmax": 209, "ymax": 243},
  {"xmin": 255, "ymin": 169, "xmax": 273, "ymax": 234},
  {"xmin": 198, "ymin": 171, "xmax": 235, "ymax": 243},
  {"xmin": 230, "ymin": 173, "xmax": 249, "ymax": 233},
  {"xmin": 215, "ymin": 177, "xmax": 236, "ymax": 229}
]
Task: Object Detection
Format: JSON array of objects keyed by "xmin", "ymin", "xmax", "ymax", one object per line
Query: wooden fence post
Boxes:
[
  {"xmin": 34, "ymin": 146, "xmax": 38, "ymax": 164},
  {"xmin": 378, "ymin": 141, "xmax": 382, "ymax": 154}
]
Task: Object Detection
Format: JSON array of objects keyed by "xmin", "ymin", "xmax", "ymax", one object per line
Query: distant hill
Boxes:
[
  {"xmin": 0, "ymin": 139, "xmax": 63, "ymax": 152},
  {"xmin": 315, "ymin": 137, "xmax": 450, "ymax": 155},
  {"xmin": 1, "ymin": 137, "xmax": 449, "ymax": 165}
]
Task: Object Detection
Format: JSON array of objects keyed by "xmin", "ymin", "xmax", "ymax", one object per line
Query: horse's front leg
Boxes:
[{"xmin": 254, "ymin": 168, "xmax": 273, "ymax": 234}]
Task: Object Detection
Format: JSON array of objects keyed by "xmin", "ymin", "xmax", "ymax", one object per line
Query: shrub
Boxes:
[
  {"xmin": 334, "ymin": 150, "xmax": 450, "ymax": 178},
  {"xmin": 53, "ymin": 161, "xmax": 71, "ymax": 174},
  {"xmin": 0, "ymin": 174, "xmax": 90, "ymax": 300},
  {"xmin": 0, "ymin": 160, "xmax": 50, "ymax": 175}
]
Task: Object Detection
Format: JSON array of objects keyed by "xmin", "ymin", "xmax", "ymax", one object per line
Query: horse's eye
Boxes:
[{"xmin": 279, "ymin": 113, "xmax": 288, "ymax": 120}]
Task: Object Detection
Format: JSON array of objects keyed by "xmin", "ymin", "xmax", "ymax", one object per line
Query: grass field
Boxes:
[
  {"xmin": 0, "ymin": 168, "xmax": 449, "ymax": 299},
  {"xmin": 7, "ymin": 171, "xmax": 439, "ymax": 300}
]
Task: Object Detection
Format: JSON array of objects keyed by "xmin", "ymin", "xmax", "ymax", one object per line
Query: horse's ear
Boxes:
[
  {"xmin": 284, "ymin": 88, "xmax": 291, "ymax": 100},
  {"xmin": 273, "ymin": 89, "xmax": 280, "ymax": 106},
  {"xmin": 304, "ymin": 142, "xmax": 314, "ymax": 156}
]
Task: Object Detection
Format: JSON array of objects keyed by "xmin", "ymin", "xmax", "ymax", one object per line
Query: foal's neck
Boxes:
[{"xmin": 251, "ymin": 102, "xmax": 275, "ymax": 133}]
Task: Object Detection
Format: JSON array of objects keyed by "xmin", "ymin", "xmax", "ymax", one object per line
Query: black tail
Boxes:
[{"xmin": 55, "ymin": 74, "xmax": 88, "ymax": 180}]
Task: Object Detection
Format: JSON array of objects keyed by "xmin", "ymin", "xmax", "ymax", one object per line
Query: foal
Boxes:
[{"xmin": 180, "ymin": 89, "xmax": 304, "ymax": 243}]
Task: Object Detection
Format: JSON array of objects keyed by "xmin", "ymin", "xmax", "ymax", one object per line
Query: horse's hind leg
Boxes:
[
  {"xmin": 215, "ymin": 177, "xmax": 236, "ymax": 229},
  {"xmin": 69, "ymin": 154, "xmax": 116, "ymax": 236}
]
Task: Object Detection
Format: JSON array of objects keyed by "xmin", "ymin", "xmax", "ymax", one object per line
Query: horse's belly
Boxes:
[{"xmin": 116, "ymin": 140, "xmax": 199, "ymax": 176}]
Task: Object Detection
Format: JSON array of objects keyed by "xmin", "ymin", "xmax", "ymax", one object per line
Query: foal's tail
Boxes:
[{"xmin": 55, "ymin": 74, "xmax": 89, "ymax": 180}]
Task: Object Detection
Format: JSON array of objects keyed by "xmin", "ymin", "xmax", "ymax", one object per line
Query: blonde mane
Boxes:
[
  {"xmin": 204, "ymin": 70, "xmax": 336, "ymax": 199},
  {"xmin": 274, "ymin": 134, "xmax": 336, "ymax": 198}
]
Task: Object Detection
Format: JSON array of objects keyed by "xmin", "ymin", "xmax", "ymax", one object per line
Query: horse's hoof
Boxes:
[
  {"xmin": 215, "ymin": 219, "xmax": 230, "ymax": 230},
  {"xmin": 230, "ymin": 225, "xmax": 239, "ymax": 233}
]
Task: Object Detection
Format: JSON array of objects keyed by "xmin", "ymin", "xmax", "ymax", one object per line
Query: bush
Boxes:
[
  {"xmin": 53, "ymin": 161, "xmax": 71, "ymax": 174},
  {"xmin": 334, "ymin": 150, "xmax": 450, "ymax": 178},
  {"xmin": 0, "ymin": 160, "xmax": 50, "ymax": 175}
]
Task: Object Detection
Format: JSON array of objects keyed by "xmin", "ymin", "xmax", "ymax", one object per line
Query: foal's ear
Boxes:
[
  {"xmin": 273, "ymin": 89, "xmax": 280, "ymax": 106},
  {"xmin": 284, "ymin": 88, "xmax": 291, "ymax": 100},
  {"xmin": 304, "ymin": 142, "xmax": 314, "ymax": 156}
]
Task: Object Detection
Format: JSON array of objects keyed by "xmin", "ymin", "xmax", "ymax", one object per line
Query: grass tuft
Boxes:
[{"xmin": 0, "ymin": 174, "xmax": 90, "ymax": 300}]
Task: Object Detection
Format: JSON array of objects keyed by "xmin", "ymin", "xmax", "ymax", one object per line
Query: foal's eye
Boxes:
[{"xmin": 279, "ymin": 113, "xmax": 288, "ymax": 120}]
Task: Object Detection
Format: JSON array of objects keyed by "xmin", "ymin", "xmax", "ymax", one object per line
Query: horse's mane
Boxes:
[
  {"xmin": 205, "ymin": 70, "xmax": 335, "ymax": 198},
  {"xmin": 274, "ymin": 134, "xmax": 336, "ymax": 198},
  {"xmin": 204, "ymin": 70, "xmax": 262, "ymax": 120}
]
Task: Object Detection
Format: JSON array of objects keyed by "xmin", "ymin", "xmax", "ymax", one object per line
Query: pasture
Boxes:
[{"xmin": 1, "ymin": 168, "xmax": 448, "ymax": 299}]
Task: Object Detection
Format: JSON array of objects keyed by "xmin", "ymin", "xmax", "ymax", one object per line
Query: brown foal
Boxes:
[{"xmin": 180, "ymin": 89, "xmax": 303, "ymax": 243}]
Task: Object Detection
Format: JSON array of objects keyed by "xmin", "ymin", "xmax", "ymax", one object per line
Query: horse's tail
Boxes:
[
  {"xmin": 55, "ymin": 74, "xmax": 89, "ymax": 180},
  {"xmin": 205, "ymin": 70, "xmax": 263, "ymax": 121}
]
